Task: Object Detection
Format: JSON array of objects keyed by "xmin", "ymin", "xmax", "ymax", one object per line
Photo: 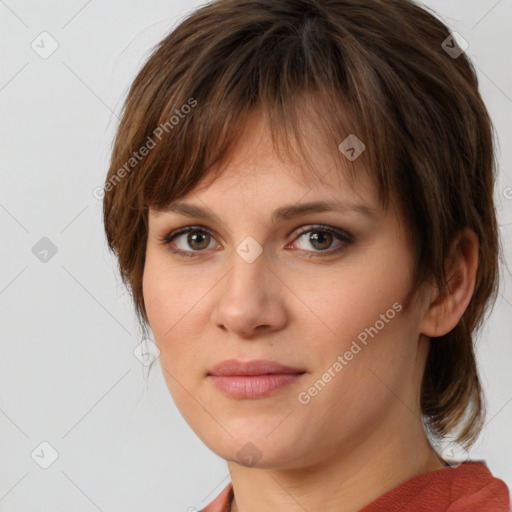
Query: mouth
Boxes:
[{"xmin": 207, "ymin": 359, "xmax": 306, "ymax": 399}]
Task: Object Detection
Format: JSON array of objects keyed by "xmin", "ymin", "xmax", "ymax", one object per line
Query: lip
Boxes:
[
  {"xmin": 207, "ymin": 359, "xmax": 306, "ymax": 399},
  {"xmin": 208, "ymin": 358, "xmax": 305, "ymax": 376}
]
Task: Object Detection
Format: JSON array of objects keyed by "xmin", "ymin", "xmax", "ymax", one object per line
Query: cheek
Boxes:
[
  {"xmin": 142, "ymin": 249, "xmax": 194, "ymax": 334},
  {"xmin": 298, "ymin": 262, "xmax": 411, "ymax": 348},
  {"xmin": 293, "ymin": 246, "xmax": 417, "ymax": 406},
  {"xmin": 142, "ymin": 262, "xmax": 170, "ymax": 335},
  {"xmin": 142, "ymin": 254, "xmax": 209, "ymax": 382},
  {"xmin": 142, "ymin": 266, "xmax": 201, "ymax": 408},
  {"xmin": 142, "ymin": 255, "xmax": 187, "ymax": 367}
]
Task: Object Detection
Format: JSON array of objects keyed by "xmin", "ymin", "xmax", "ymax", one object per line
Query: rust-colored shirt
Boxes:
[{"xmin": 200, "ymin": 460, "xmax": 510, "ymax": 512}]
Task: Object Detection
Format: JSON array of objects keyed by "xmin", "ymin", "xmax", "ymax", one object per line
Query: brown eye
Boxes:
[
  {"xmin": 162, "ymin": 227, "xmax": 218, "ymax": 257},
  {"xmin": 161, "ymin": 224, "xmax": 354, "ymax": 259},
  {"xmin": 307, "ymin": 231, "xmax": 334, "ymax": 250},
  {"xmin": 186, "ymin": 231, "xmax": 211, "ymax": 250},
  {"xmin": 291, "ymin": 226, "xmax": 353, "ymax": 256}
]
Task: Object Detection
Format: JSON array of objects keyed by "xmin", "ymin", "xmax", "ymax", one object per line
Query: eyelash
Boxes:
[{"xmin": 159, "ymin": 224, "xmax": 354, "ymax": 259}]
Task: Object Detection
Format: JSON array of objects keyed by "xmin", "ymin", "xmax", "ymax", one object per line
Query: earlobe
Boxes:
[{"xmin": 420, "ymin": 228, "xmax": 479, "ymax": 338}]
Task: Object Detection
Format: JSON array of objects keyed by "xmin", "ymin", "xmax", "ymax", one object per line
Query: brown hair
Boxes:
[{"xmin": 102, "ymin": 0, "xmax": 501, "ymax": 448}]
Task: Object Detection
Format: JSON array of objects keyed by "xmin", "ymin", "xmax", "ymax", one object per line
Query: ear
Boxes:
[{"xmin": 420, "ymin": 227, "xmax": 479, "ymax": 338}]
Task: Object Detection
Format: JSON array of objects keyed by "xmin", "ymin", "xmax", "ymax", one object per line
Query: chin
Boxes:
[{"xmin": 202, "ymin": 429, "xmax": 302, "ymax": 469}]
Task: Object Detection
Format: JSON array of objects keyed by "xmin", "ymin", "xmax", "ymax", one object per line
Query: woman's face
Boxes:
[{"xmin": 143, "ymin": 113, "xmax": 431, "ymax": 470}]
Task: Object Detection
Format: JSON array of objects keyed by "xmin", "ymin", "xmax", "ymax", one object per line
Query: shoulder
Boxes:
[{"xmin": 361, "ymin": 460, "xmax": 510, "ymax": 512}]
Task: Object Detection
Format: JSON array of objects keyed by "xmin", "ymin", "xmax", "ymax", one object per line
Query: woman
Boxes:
[{"xmin": 102, "ymin": 0, "xmax": 510, "ymax": 510}]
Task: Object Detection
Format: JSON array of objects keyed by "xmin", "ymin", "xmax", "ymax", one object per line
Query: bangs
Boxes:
[{"xmin": 128, "ymin": 11, "xmax": 397, "ymax": 214}]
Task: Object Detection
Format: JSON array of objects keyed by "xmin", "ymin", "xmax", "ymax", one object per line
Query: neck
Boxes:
[{"xmin": 227, "ymin": 415, "xmax": 446, "ymax": 512}]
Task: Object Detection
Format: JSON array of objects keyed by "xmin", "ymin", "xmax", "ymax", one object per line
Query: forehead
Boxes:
[
  {"xmin": 146, "ymin": 107, "xmax": 405, "ymax": 239},
  {"xmin": 186, "ymin": 109, "xmax": 377, "ymax": 209}
]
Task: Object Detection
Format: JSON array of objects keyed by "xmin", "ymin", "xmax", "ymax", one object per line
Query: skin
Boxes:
[{"xmin": 143, "ymin": 110, "xmax": 479, "ymax": 512}]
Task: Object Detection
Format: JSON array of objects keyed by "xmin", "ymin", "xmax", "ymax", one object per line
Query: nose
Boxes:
[{"xmin": 210, "ymin": 249, "xmax": 288, "ymax": 339}]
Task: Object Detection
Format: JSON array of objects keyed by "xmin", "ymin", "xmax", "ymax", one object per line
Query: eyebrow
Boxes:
[{"xmin": 159, "ymin": 200, "xmax": 378, "ymax": 225}]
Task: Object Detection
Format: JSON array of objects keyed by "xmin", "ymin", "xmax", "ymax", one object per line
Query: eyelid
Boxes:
[
  {"xmin": 289, "ymin": 224, "xmax": 354, "ymax": 244},
  {"xmin": 160, "ymin": 223, "xmax": 354, "ymax": 257},
  {"xmin": 160, "ymin": 222, "xmax": 353, "ymax": 241},
  {"xmin": 159, "ymin": 224, "xmax": 219, "ymax": 245}
]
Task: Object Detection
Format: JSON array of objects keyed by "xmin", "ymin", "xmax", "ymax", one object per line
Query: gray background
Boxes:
[{"xmin": 0, "ymin": 1, "xmax": 511, "ymax": 511}]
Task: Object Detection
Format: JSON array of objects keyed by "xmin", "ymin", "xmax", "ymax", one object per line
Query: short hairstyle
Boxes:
[{"xmin": 102, "ymin": 0, "xmax": 501, "ymax": 449}]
